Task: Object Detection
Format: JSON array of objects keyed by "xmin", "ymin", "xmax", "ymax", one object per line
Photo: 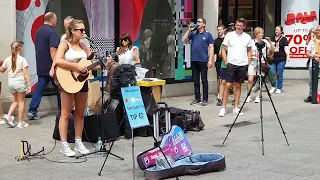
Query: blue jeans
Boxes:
[
  {"xmin": 270, "ymin": 60, "xmax": 286, "ymax": 90},
  {"xmin": 28, "ymin": 75, "xmax": 61, "ymax": 114}
]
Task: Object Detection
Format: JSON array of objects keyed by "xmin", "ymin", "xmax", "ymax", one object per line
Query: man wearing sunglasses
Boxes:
[
  {"xmin": 28, "ymin": 12, "xmax": 61, "ymax": 120},
  {"xmin": 182, "ymin": 17, "xmax": 214, "ymax": 106}
]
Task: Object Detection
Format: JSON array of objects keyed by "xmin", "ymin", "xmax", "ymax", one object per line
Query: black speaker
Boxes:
[
  {"xmin": 83, "ymin": 112, "xmax": 118, "ymax": 143},
  {"xmin": 52, "ymin": 111, "xmax": 76, "ymax": 143},
  {"xmin": 53, "ymin": 111, "xmax": 118, "ymax": 143}
]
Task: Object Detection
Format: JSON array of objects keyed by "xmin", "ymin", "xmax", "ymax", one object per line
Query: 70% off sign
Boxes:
[{"xmin": 285, "ymin": 34, "xmax": 309, "ymax": 58}]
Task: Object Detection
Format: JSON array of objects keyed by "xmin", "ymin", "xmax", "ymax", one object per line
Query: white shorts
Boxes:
[
  {"xmin": 248, "ymin": 59, "xmax": 258, "ymax": 76},
  {"xmin": 248, "ymin": 58, "xmax": 265, "ymax": 76}
]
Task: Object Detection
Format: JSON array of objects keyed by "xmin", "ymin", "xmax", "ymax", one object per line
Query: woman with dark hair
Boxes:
[
  {"xmin": 117, "ymin": 33, "xmax": 141, "ymax": 65},
  {"xmin": 269, "ymin": 25, "xmax": 289, "ymax": 94}
]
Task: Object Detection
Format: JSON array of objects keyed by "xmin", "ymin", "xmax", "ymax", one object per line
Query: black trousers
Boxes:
[{"xmin": 191, "ymin": 61, "xmax": 208, "ymax": 101}]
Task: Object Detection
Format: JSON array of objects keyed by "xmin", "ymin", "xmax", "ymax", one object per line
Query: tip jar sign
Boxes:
[{"xmin": 281, "ymin": 0, "xmax": 319, "ymax": 68}]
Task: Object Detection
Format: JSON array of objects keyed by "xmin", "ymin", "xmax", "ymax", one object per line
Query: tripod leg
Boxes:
[
  {"xmin": 98, "ymin": 147, "xmax": 112, "ymax": 176},
  {"xmin": 263, "ymin": 80, "xmax": 289, "ymax": 146},
  {"xmin": 259, "ymin": 76, "xmax": 265, "ymax": 155},
  {"xmin": 222, "ymin": 77, "xmax": 259, "ymax": 145},
  {"xmin": 106, "ymin": 141, "xmax": 125, "ymax": 160}
]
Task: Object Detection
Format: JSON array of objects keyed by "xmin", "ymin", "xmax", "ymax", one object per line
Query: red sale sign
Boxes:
[
  {"xmin": 285, "ymin": 34, "xmax": 309, "ymax": 58},
  {"xmin": 281, "ymin": 0, "xmax": 319, "ymax": 67}
]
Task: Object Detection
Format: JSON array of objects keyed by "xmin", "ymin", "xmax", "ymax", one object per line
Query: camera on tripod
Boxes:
[{"xmin": 255, "ymin": 41, "xmax": 266, "ymax": 52}]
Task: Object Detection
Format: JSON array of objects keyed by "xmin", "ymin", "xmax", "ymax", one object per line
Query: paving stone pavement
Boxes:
[{"xmin": 0, "ymin": 80, "xmax": 320, "ymax": 180}]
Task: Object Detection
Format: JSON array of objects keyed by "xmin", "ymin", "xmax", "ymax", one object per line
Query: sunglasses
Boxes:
[
  {"xmin": 74, "ymin": 28, "xmax": 85, "ymax": 33},
  {"xmin": 197, "ymin": 20, "xmax": 203, "ymax": 23}
]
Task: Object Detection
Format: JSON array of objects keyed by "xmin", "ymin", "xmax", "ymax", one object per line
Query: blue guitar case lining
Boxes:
[{"xmin": 145, "ymin": 153, "xmax": 226, "ymax": 180}]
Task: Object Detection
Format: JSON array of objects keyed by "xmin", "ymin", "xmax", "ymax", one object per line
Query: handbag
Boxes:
[
  {"xmin": 266, "ymin": 40, "xmax": 275, "ymax": 64},
  {"xmin": 260, "ymin": 62, "xmax": 269, "ymax": 73}
]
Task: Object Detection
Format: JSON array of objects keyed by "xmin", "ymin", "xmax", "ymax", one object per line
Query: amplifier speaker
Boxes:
[
  {"xmin": 53, "ymin": 111, "xmax": 118, "ymax": 143},
  {"xmin": 83, "ymin": 112, "xmax": 118, "ymax": 143}
]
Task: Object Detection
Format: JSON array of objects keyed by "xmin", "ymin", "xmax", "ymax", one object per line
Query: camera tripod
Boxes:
[{"xmin": 222, "ymin": 49, "xmax": 289, "ymax": 155}]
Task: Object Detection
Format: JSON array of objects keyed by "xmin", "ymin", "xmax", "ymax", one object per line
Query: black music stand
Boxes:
[{"xmin": 77, "ymin": 39, "xmax": 124, "ymax": 175}]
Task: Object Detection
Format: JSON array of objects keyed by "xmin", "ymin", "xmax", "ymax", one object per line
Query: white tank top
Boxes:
[
  {"xmin": 117, "ymin": 46, "xmax": 139, "ymax": 65},
  {"xmin": 64, "ymin": 41, "xmax": 87, "ymax": 63}
]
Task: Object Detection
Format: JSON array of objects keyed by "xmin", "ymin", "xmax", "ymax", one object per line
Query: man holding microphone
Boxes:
[{"xmin": 182, "ymin": 17, "xmax": 214, "ymax": 106}]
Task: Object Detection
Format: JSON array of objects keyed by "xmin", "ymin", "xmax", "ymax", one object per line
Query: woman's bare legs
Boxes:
[
  {"xmin": 74, "ymin": 92, "xmax": 88, "ymax": 139},
  {"xmin": 73, "ymin": 92, "xmax": 89, "ymax": 155},
  {"xmin": 59, "ymin": 91, "xmax": 75, "ymax": 156}
]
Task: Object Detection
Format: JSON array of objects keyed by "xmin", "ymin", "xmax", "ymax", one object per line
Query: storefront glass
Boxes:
[
  {"xmin": 219, "ymin": 0, "xmax": 259, "ymax": 37},
  {"xmin": 119, "ymin": 0, "xmax": 196, "ymax": 82}
]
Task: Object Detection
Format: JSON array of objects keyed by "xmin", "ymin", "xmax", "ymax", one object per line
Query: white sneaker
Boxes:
[
  {"xmin": 4, "ymin": 115, "xmax": 14, "ymax": 128},
  {"xmin": 233, "ymin": 108, "xmax": 244, "ymax": 116},
  {"xmin": 255, "ymin": 97, "xmax": 260, "ymax": 103},
  {"xmin": 218, "ymin": 108, "xmax": 226, "ymax": 117},
  {"xmin": 60, "ymin": 143, "xmax": 76, "ymax": 157},
  {"xmin": 17, "ymin": 121, "xmax": 29, "ymax": 128},
  {"xmin": 4, "ymin": 114, "xmax": 15, "ymax": 122},
  {"xmin": 0, "ymin": 119, "xmax": 5, "ymax": 125},
  {"xmin": 275, "ymin": 89, "xmax": 282, "ymax": 94},
  {"xmin": 269, "ymin": 87, "xmax": 276, "ymax": 94},
  {"xmin": 74, "ymin": 141, "xmax": 90, "ymax": 155},
  {"xmin": 246, "ymin": 96, "xmax": 252, "ymax": 103}
]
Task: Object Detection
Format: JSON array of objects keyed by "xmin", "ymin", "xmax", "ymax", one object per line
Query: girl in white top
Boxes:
[
  {"xmin": 55, "ymin": 19, "xmax": 94, "ymax": 157},
  {"xmin": 0, "ymin": 41, "xmax": 31, "ymax": 128},
  {"xmin": 247, "ymin": 27, "xmax": 274, "ymax": 103},
  {"xmin": 117, "ymin": 33, "xmax": 141, "ymax": 65}
]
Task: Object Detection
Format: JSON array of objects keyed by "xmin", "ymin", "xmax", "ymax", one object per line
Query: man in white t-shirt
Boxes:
[
  {"xmin": 219, "ymin": 18, "xmax": 252, "ymax": 117},
  {"xmin": 60, "ymin": 16, "xmax": 90, "ymax": 47}
]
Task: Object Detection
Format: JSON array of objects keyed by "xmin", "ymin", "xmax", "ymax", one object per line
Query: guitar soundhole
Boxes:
[{"xmin": 77, "ymin": 73, "xmax": 89, "ymax": 82}]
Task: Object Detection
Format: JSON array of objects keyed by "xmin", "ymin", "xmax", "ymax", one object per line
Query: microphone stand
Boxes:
[{"xmin": 77, "ymin": 36, "xmax": 124, "ymax": 176}]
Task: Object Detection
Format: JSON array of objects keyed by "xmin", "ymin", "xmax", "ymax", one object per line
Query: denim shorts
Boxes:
[{"xmin": 8, "ymin": 76, "xmax": 28, "ymax": 93}]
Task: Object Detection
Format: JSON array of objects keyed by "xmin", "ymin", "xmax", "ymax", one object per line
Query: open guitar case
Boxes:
[{"xmin": 137, "ymin": 125, "xmax": 226, "ymax": 180}]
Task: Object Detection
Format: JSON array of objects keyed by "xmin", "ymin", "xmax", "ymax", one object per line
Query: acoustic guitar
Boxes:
[{"xmin": 54, "ymin": 58, "xmax": 103, "ymax": 93}]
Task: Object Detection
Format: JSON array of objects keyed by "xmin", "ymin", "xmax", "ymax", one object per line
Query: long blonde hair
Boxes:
[
  {"xmin": 10, "ymin": 41, "xmax": 23, "ymax": 72},
  {"xmin": 65, "ymin": 19, "xmax": 84, "ymax": 41}
]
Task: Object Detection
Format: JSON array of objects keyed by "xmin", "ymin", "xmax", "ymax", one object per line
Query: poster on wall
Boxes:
[
  {"xmin": 281, "ymin": 0, "xmax": 319, "ymax": 68},
  {"xmin": 16, "ymin": 0, "xmax": 115, "ymax": 96}
]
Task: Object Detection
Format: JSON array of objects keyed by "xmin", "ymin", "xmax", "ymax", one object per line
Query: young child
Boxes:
[
  {"xmin": 0, "ymin": 87, "xmax": 5, "ymax": 124},
  {"xmin": 0, "ymin": 82, "xmax": 15, "ymax": 125},
  {"xmin": 0, "ymin": 41, "xmax": 31, "ymax": 128}
]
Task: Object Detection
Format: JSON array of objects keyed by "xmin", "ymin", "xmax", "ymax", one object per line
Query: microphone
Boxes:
[
  {"xmin": 83, "ymin": 34, "xmax": 94, "ymax": 43},
  {"xmin": 190, "ymin": 24, "xmax": 199, "ymax": 32}
]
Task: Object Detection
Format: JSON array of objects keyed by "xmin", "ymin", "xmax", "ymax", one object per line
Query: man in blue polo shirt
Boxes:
[
  {"xmin": 182, "ymin": 17, "xmax": 214, "ymax": 106},
  {"xmin": 27, "ymin": 12, "xmax": 61, "ymax": 119}
]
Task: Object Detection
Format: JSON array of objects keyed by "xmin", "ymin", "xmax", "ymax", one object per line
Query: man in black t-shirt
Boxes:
[{"xmin": 214, "ymin": 25, "xmax": 225, "ymax": 99}]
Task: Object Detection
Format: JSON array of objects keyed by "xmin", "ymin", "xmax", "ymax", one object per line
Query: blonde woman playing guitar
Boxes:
[{"xmin": 53, "ymin": 19, "xmax": 103, "ymax": 157}]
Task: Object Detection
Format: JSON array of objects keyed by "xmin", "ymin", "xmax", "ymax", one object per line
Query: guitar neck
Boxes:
[{"xmin": 87, "ymin": 61, "xmax": 101, "ymax": 71}]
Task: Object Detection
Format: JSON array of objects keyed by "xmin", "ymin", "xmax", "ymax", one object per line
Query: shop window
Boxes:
[{"xmin": 119, "ymin": 0, "xmax": 195, "ymax": 81}]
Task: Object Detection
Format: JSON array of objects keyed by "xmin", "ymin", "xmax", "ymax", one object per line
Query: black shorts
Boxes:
[
  {"xmin": 58, "ymin": 81, "xmax": 89, "ymax": 93},
  {"xmin": 226, "ymin": 63, "xmax": 248, "ymax": 83},
  {"xmin": 215, "ymin": 62, "xmax": 221, "ymax": 78},
  {"xmin": 220, "ymin": 68, "xmax": 227, "ymax": 80}
]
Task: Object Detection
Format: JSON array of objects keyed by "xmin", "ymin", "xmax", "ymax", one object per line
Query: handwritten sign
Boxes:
[{"xmin": 121, "ymin": 86, "xmax": 150, "ymax": 129}]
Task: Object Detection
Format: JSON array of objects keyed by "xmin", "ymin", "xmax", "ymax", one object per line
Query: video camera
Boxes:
[{"xmin": 255, "ymin": 41, "xmax": 266, "ymax": 52}]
